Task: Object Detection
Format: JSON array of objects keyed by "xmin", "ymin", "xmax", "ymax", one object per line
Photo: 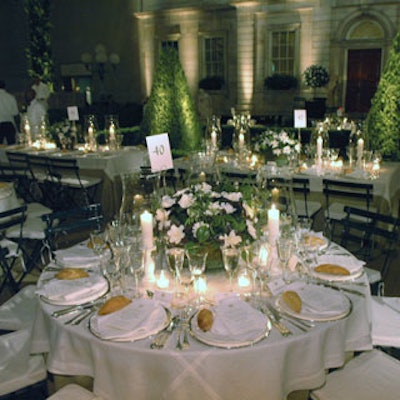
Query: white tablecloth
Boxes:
[{"xmin": 33, "ymin": 270, "xmax": 372, "ymax": 400}]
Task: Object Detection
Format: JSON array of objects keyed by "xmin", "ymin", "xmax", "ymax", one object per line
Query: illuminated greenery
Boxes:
[
  {"xmin": 365, "ymin": 29, "xmax": 400, "ymax": 159},
  {"xmin": 140, "ymin": 48, "xmax": 202, "ymax": 152},
  {"xmin": 24, "ymin": 0, "xmax": 54, "ymax": 85}
]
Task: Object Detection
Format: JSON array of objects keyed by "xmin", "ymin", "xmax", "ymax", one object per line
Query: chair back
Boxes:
[
  {"xmin": 323, "ymin": 179, "xmax": 373, "ymax": 214},
  {"xmin": 43, "ymin": 203, "xmax": 104, "ymax": 253}
]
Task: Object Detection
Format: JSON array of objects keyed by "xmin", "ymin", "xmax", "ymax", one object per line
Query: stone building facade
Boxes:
[{"xmin": 133, "ymin": 0, "xmax": 399, "ymax": 120}]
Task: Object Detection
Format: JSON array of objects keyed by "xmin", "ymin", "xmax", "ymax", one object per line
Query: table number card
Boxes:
[
  {"xmin": 146, "ymin": 133, "xmax": 174, "ymax": 172},
  {"xmin": 67, "ymin": 106, "xmax": 79, "ymax": 121},
  {"xmin": 294, "ymin": 109, "xmax": 307, "ymax": 128}
]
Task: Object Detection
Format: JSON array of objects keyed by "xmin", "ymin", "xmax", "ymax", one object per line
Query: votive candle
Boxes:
[{"xmin": 156, "ymin": 270, "xmax": 170, "ymax": 289}]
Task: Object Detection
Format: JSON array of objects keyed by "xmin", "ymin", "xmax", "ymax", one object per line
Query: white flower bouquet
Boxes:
[
  {"xmin": 255, "ymin": 129, "xmax": 301, "ymax": 157},
  {"xmin": 155, "ymin": 182, "xmax": 259, "ymax": 252}
]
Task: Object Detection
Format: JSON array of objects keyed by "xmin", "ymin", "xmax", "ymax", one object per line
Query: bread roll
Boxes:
[
  {"xmin": 315, "ymin": 264, "xmax": 350, "ymax": 276},
  {"xmin": 55, "ymin": 268, "xmax": 89, "ymax": 280},
  {"xmin": 282, "ymin": 290, "xmax": 302, "ymax": 313},
  {"xmin": 303, "ymin": 235, "xmax": 325, "ymax": 247},
  {"xmin": 197, "ymin": 308, "xmax": 214, "ymax": 332},
  {"xmin": 98, "ymin": 295, "xmax": 132, "ymax": 316}
]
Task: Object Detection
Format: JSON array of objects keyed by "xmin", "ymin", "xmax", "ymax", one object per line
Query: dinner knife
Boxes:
[{"xmin": 315, "ymin": 282, "xmax": 365, "ymax": 297}]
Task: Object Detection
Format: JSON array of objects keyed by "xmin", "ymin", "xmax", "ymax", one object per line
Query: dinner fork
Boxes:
[{"xmin": 259, "ymin": 305, "xmax": 291, "ymax": 336}]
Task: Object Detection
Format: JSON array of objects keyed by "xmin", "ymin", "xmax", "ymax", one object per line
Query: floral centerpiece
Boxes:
[
  {"xmin": 254, "ymin": 129, "xmax": 301, "ymax": 163},
  {"xmin": 154, "ymin": 182, "xmax": 261, "ymax": 268}
]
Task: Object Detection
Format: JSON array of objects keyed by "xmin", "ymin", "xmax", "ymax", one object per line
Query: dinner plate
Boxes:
[
  {"xmin": 190, "ymin": 297, "xmax": 271, "ymax": 349},
  {"xmin": 308, "ymin": 264, "xmax": 364, "ymax": 282},
  {"xmin": 89, "ymin": 299, "xmax": 169, "ymax": 342},
  {"xmin": 276, "ymin": 283, "xmax": 352, "ymax": 322},
  {"xmin": 38, "ymin": 273, "xmax": 109, "ymax": 306}
]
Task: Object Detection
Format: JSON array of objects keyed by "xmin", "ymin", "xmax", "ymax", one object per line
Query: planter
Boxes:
[{"xmin": 305, "ymin": 98, "xmax": 326, "ymax": 119}]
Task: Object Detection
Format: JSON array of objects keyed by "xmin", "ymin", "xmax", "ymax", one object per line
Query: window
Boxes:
[
  {"xmin": 162, "ymin": 40, "xmax": 179, "ymax": 50},
  {"xmin": 204, "ymin": 37, "xmax": 225, "ymax": 77},
  {"xmin": 271, "ymin": 31, "xmax": 295, "ymax": 75}
]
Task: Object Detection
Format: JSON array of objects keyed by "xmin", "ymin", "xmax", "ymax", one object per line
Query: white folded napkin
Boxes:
[
  {"xmin": 36, "ymin": 274, "xmax": 107, "ymax": 303},
  {"xmin": 209, "ymin": 297, "xmax": 266, "ymax": 341},
  {"xmin": 91, "ymin": 299, "xmax": 167, "ymax": 341},
  {"xmin": 315, "ymin": 254, "xmax": 364, "ymax": 274},
  {"xmin": 55, "ymin": 243, "xmax": 100, "ymax": 267},
  {"xmin": 371, "ymin": 297, "xmax": 400, "ymax": 347},
  {"xmin": 280, "ymin": 282, "xmax": 350, "ymax": 319}
]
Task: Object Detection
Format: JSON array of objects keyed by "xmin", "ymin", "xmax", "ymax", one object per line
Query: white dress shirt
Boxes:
[{"xmin": 0, "ymin": 88, "xmax": 19, "ymax": 126}]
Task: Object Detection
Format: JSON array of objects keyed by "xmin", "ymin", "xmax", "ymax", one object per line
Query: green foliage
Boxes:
[
  {"xmin": 264, "ymin": 74, "xmax": 298, "ymax": 90},
  {"xmin": 24, "ymin": 0, "xmax": 54, "ymax": 85},
  {"xmin": 303, "ymin": 65, "xmax": 329, "ymax": 88},
  {"xmin": 365, "ymin": 29, "xmax": 400, "ymax": 159},
  {"xmin": 140, "ymin": 48, "xmax": 202, "ymax": 152}
]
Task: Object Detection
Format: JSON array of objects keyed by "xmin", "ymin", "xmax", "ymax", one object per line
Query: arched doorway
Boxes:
[{"xmin": 343, "ymin": 19, "xmax": 386, "ymax": 116}]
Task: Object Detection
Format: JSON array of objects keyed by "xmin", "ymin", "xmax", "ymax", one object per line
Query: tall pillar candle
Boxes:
[
  {"xmin": 140, "ymin": 210, "xmax": 154, "ymax": 250},
  {"xmin": 268, "ymin": 204, "xmax": 280, "ymax": 246},
  {"xmin": 316, "ymin": 136, "xmax": 323, "ymax": 159},
  {"xmin": 357, "ymin": 138, "xmax": 364, "ymax": 161}
]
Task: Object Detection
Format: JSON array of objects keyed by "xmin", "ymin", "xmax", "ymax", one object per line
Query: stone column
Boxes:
[{"xmin": 234, "ymin": 4, "xmax": 258, "ymax": 113}]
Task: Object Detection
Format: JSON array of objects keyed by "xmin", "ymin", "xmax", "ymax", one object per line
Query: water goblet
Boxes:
[
  {"xmin": 185, "ymin": 248, "xmax": 208, "ymax": 278},
  {"xmin": 166, "ymin": 247, "xmax": 185, "ymax": 291},
  {"xmin": 221, "ymin": 246, "xmax": 240, "ymax": 291},
  {"xmin": 276, "ymin": 237, "xmax": 295, "ymax": 283}
]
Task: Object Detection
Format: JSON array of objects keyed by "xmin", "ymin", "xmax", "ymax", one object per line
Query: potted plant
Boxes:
[{"xmin": 303, "ymin": 64, "xmax": 330, "ymax": 118}]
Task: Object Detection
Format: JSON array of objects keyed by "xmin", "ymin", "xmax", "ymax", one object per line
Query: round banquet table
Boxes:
[{"xmin": 33, "ymin": 265, "xmax": 373, "ymax": 400}]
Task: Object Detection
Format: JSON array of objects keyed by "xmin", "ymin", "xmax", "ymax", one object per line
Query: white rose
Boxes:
[
  {"xmin": 167, "ymin": 224, "xmax": 185, "ymax": 245},
  {"xmin": 178, "ymin": 193, "xmax": 195, "ymax": 209},
  {"xmin": 161, "ymin": 195, "xmax": 175, "ymax": 208},
  {"xmin": 219, "ymin": 230, "xmax": 242, "ymax": 248},
  {"xmin": 220, "ymin": 202, "xmax": 236, "ymax": 214}
]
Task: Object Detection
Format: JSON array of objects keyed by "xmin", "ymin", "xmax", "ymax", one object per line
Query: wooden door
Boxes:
[{"xmin": 345, "ymin": 49, "xmax": 381, "ymax": 113}]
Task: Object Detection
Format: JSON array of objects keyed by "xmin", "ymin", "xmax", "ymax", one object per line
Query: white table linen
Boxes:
[{"xmin": 33, "ymin": 252, "xmax": 372, "ymax": 400}]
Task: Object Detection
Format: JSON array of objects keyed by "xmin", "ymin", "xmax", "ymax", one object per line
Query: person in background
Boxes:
[
  {"xmin": 0, "ymin": 80, "xmax": 19, "ymax": 144},
  {"xmin": 25, "ymin": 87, "xmax": 46, "ymax": 136},
  {"xmin": 31, "ymin": 75, "xmax": 51, "ymax": 111}
]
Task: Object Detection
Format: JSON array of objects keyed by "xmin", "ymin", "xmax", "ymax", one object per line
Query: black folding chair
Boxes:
[
  {"xmin": 292, "ymin": 177, "xmax": 322, "ymax": 223},
  {"xmin": 341, "ymin": 206, "xmax": 400, "ymax": 293},
  {"xmin": 42, "ymin": 203, "xmax": 104, "ymax": 260},
  {"xmin": 0, "ymin": 205, "xmax": 29, "ymax": 293},
  {"xmin": 47, "ymin": 157, "xmax": 103, "ymax": 209},
  {"xmin": 323, "ymin": 179, "xmax": 374, "ymax": 239}
]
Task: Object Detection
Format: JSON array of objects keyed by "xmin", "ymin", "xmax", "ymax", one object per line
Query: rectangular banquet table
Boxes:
[
  {"xmin": 0, "ymin": 145, "xmax": 148, "ymax": 220},
  {"xmin": 175, "ymin": 157, "xmax": 400, "ymax": 215},
  {"xmin": 32, "ymin": 250, "xmax": 373, "ymax": 400}
]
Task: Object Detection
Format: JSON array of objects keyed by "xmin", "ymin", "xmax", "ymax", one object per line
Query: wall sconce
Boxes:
[{"xmin": 81, "ymin": 43, "xmax": 120, "ymax": 81}]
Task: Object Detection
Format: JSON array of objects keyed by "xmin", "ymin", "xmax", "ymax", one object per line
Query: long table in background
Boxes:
[
  {"xmin": 175, "ymin": 157, "xmax": 400, "ymax": 216},
  {"xmin": 0, "ymin": 146, "xmax": 148, "ymax": 220}
]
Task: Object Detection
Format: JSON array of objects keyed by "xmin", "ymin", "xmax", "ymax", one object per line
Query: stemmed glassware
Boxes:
[
  {"xmin": 250, "ymin": 241, "xmax": 271, "ymax": 300},
  {"xmin": 221, "ymin": 246, "xmax": 240, "ymax": 291},
  {"xmin": 276, "ymin": 237, "xmax": 295, "ymax": 283},
  {"xmin": 166, "ymin": 247, "xmax": 185, "ymax": 292}
]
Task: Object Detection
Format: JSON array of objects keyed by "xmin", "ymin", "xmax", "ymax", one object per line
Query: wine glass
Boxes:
[
  {"xmin": 185, "ymin": 248, "xmax": 208, "ymax": 278},
  {"xmin": 221, "ymin": 246, "xmax": 240, "ymax": 291},
  {"xmin": 276, "ymin": 237, "xmax": 295, "ymax": 283},
  {"xmin": 166, "ymin": 247, "xmax": 185, "ymax": 291}
]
